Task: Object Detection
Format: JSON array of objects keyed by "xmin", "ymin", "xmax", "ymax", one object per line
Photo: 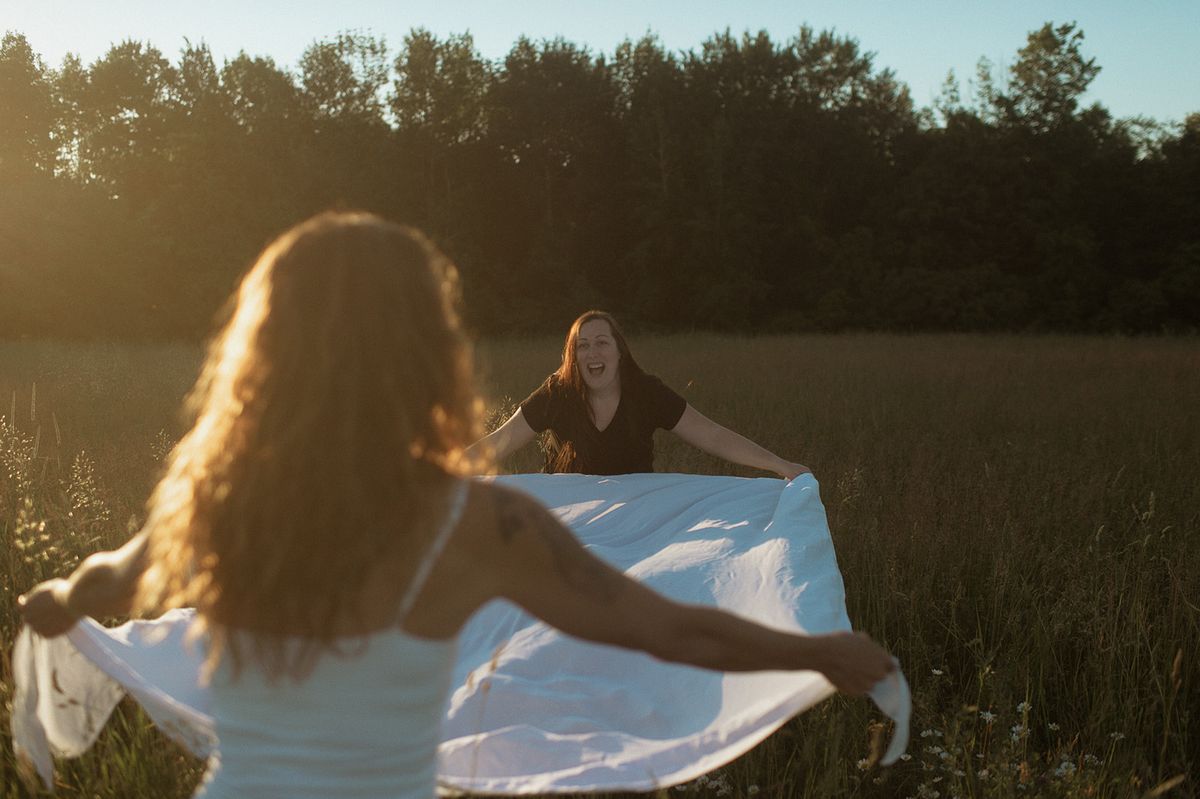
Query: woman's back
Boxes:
[
  {"xmin": 200, "ymin": 630, "xmax": 455, "ymax": 799},
  {"xmin": 197, "ymin": 481, "xmax": 469, "ymax": 799}
]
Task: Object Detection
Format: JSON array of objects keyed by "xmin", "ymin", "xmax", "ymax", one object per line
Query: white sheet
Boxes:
[{"xmin": 11, "ymin": 473, "xmax": 909, "ymax": 794}]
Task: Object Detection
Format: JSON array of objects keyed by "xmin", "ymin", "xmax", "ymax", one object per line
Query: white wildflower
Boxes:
[
  {"xmin": 931, "ymin": 668, "xmax": 944, "ymax": 676},
  {"xmin": 1017, "ymin": 701, "xmax": 1031, "ymax": 714},
  {"xmin": 747, "ymin": 787, "xmax": 760, "ymax": 796},
  {"xmin": 857, "ymin": 758, "xmax": 871, "ymax": 771},
  {"xmin": 1048, "ymin": 722, "xmax": 1060, "ymax": 731},
  {"xmin": 1110, "ymin": 732, "xmax": 1125, "ymax": 742},
  {"xmin": 953, "ymin": 769, "xmax": 966, "ymax": 777},
  {"xmin": 979, "ymin": 710, "xmax": 996, "ymax": 723},
  {"xmin": 978, "ymin": 769, "xmax": 990, "ymax": 779},
  {"xmin": 1010, "ymin": 723, "xmax": 1028, "ymax": 742},
  {"xmin": 899, "ymin": 753, "xmax": 913, "ymax": 762},
  {"xmin": 921, "ymin": 728, "xmax": 937, "ymax": 738},
  {"xmin": 1054, "ymin": 760, "xmax": 1077, "ymax": 778}
]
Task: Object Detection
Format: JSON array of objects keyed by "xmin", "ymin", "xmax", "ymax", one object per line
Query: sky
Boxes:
[{"xmin": 4, "ymin": 0, "xmax": 1198, "ymax": 124}]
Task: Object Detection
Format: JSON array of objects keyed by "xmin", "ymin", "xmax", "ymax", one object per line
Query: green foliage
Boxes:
[
  {"xmin": 0, "ymin": 32, "xmax": 56, "ymax": 177},
  {"xmin": 0, "ymin": 23, "xmax": 1197, "ymax": 338}
]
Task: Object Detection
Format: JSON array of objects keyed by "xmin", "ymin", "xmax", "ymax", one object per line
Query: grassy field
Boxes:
[{"xmin": 1, "ymin": 334, "xmax": 1197, "ymax": 798}]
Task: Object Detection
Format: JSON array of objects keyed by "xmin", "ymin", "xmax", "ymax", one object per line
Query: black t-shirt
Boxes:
[{"xmin": 519, "ymin": 372, "xmax": 688, "ymax": 474}]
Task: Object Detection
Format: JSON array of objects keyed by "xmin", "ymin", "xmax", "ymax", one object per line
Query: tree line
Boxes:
[{"xmin": 1, "ymin": 23, "xmax": 1197, "ymax": 339}]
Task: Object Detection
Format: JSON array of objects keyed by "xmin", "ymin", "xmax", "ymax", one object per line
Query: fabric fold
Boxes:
[{"xmin": 11, "ymin": 473, "xmax": 909, "ymax": 794}]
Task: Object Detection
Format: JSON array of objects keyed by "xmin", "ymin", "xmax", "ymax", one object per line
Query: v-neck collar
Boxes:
[{"xmin": 589, "ymin": 393, "xmax": 622, "ymax": 434}]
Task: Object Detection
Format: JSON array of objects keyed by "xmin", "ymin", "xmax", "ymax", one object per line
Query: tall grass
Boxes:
[{"xmin": 2, "ymin": 335, "xmax": 1196, "ymax": 798}]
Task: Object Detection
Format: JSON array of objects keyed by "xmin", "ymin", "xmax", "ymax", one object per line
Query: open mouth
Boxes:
[{"xmin": 586, "ymin": 363, "xmax": 605, "ymax": 377}]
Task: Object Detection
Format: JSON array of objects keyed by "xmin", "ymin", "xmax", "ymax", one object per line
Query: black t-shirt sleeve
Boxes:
[
  {"xmin": 642, "ymin": 374, "xmax": 688, "ymax": 430},
  {"xmin": 519, "ymin": 378, "xmax": 556, "ymax": 432}
]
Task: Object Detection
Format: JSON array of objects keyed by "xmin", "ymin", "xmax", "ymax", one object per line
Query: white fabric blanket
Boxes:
[{"xmin": 12, "ymin": 473, "xmax": 909, "ymax": 794}]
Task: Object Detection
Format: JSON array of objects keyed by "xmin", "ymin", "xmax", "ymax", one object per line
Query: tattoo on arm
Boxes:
[{"xmin": 495, "ymin": 491, "xmax": 618, "ymax": 601}]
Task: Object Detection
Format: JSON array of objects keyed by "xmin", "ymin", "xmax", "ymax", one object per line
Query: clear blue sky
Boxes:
[{"xmin": 5, "ymin": 0, "xmax": 1198, "ymax": 124}]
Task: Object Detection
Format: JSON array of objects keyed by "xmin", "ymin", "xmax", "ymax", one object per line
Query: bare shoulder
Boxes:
[
  {"xmin": 467, "ymin": 481, "xmax": 625, "ymax": 604},
  {"xmin": 397, "ymin": 481, "xmax": 537, "ymax": 635},
  {"xmin": 457, "ymin": 480, "xmax": 552, "ymax": 545}
]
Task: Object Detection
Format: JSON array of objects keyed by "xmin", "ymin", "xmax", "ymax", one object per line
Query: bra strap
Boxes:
[{"xmin": 396, "ymin": 481, "xmax": 468, "ymax": 623}]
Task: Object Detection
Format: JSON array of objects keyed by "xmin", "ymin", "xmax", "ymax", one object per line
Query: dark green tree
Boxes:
[
  {"xmin": 0, "ymin": 31, "xmax": 56, "ymax": 176},
  {"xmin": 1002, "ymin": 22, "xmax": 1100, "ymax": 133},
  {"xmin": 389, "ymin": 29, "xmax": 491, "ymax": 235},
  {"xmin": 484, "ymin": 37, "xmax": 623, "ymax": 327}
]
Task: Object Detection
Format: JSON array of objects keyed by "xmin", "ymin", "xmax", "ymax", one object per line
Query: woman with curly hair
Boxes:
[{"xmin": 18, "ymin": 211, "xmax": 891, "ymax": 798}]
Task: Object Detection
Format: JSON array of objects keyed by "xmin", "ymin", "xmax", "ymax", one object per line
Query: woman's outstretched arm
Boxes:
[
  {"xmin": 466, "ymin": 408, "xmax": 537, "ymax": 466},
  {"xmin": 480, "ymin": 485, "xmax": 891, "ymax": 694},
  {"xmin": 17, "ymin": 530, "xmax": 150, "ymax": 637},
  {"xmin": 670, "ymin": 405, "xmax": 809, "ymax": 479}
]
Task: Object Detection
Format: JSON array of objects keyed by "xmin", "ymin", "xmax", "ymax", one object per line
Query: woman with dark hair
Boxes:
[
  {"xmin": 17, "ymin": 214, "xmax": 890, "ymax": 798},
  {"xmin": 472, "ymin": 310, "xmax": 808, "ymax": 477}
]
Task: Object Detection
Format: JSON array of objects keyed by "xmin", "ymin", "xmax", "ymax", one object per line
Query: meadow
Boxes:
[{"xmin": 1, "ymin": 334, "xmax": 1196, "ymax": 798}]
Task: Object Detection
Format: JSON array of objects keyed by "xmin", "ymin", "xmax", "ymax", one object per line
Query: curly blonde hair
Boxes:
[{"xmin": 134, "ymin": 211, "xmax": 484, "ymax": 679}]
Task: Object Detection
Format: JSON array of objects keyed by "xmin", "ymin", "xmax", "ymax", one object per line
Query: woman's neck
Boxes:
[{"xmin": 587, "ymin": 376, "xmax": 621, "ymax": 403}]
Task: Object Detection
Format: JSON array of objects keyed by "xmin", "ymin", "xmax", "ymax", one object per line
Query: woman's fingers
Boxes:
[
  {"xmin": 17, "ymin": 579, "xmax": 79, "ymax": 638},
  {"xmin": 820, "ymin": 631, "xmax": 896, "ymax": 695},
  {"xmin": 779, "ymin": 462, "xmax": 812, "ymax": 480}
]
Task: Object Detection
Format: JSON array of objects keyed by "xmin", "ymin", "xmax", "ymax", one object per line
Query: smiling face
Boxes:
[{"xmin": 574, "ymin": 318, "xmax": 621, "ymax": 393}]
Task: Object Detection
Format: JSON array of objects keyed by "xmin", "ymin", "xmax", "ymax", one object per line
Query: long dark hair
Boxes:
[{"xmin": 544, "ymin": 310, "xmax": 645, "ymax": 472}]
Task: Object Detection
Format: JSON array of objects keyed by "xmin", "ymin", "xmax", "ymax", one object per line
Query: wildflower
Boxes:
[
  {"xmin": 1048, "ymin": 722, "xmax": 1060, "ymax": 731},
  {"xmin": 857, "ymin": 758, "xmax": 871, "ymax": 771},
  {"xmin": 925, "ymin": 745, "xmax": 945, "ymax": 756},
  {"xmin": 979, "ymin": 710, "xmax": 996, "ymax": 723},
  {"xmin": 978, "ymin": 769, "xmax": 990, "ymax": 779},
  {"xmin": 1010, "ymin": 723, "xmax": 1028, "ymax": 742},
  {"xmin": 747, "ymin": 787, "xmax": 760, "ymax": 796},
  {"xmin": 1084, "ymin": 754, "xmax": 1101, "ymax": 767},
  {"xmin": 921, "ymin": 728, "xmax": 936, "ymax": 738},
  {"xmin": 953, "ymin": 769, "xmax": 966, "ymax": 777},
  {"xmin": 1110, "ymin": 732, "xmax": 1125, "ymax": 742},
  {"xmin": 1017, "ymin": 701, "xmax": 1031, "ymax": 714},
  {"xmin": 899, "ymin": 753, "xmax": 913, "ymax": 762},
  {"xmin": 931, "ymin": 668, "xmax": 944, "ymax": 676},
  {"xmin": 1054, "ymin": 760, "xmax": 1077, "ymax": 778}
]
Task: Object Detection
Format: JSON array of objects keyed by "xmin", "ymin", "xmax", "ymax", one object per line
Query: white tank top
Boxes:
[{"xmin": 196, "ymin": 482, "xmax": 468, "ymax": 799}]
